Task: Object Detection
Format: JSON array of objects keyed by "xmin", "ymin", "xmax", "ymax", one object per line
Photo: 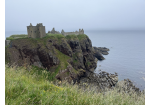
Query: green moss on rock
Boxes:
[{"xmin": 77, "ymin": 34, "xmax": 88, "ymax": 40}]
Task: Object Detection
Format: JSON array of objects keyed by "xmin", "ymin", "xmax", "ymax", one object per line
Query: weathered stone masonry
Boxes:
[
  {"xmin": 61, "ymin": 29, "xmax": 84, "ymax": 36},
  {"xmin": 48, "ymin": 27, "xmax": 84, "ymax": 36},
  {"xmin": 27, "ymin": 23, "xmax": 46, "ymax": 38},
  {"xmin": 48, "ymin": 28, "xmax": 60, "ymax": 34}
]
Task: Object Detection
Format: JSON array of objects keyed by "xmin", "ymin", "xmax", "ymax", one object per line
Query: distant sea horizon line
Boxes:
[{"xmin": 5, "ymin": 29, "xmax": 145, "ymax": 32}]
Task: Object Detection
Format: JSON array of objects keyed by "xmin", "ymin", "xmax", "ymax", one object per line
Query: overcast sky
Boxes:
[{"xmin": 5, "ymin": 0, "xmax": 145, "ymax": 32}]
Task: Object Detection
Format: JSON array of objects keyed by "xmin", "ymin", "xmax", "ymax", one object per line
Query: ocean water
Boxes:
[
  {"xmin": 86, "ymin": 30, "xmax": 145, "ymax": 91},
  {"xmin": 5, "ymin": 30, "xmax": 145, "ymax": 90}
]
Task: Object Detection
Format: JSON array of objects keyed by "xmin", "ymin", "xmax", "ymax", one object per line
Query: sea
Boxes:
[{"xmin": 5, "ymin": 30, "xmax": 145, "ymax": 91}]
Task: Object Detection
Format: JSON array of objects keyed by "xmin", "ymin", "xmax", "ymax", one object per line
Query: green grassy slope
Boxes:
[
  {"xmin": 6, "ymin": 34, "xmax": 28, "ymax": 40},
  {"xmin": 5, "ymin": 65, "xmax": 145, "ymax": 105}
]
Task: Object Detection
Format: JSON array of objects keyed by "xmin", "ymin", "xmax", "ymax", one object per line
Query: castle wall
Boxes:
[
  {"xmin": 63, "ymin": 32, "xmax": 79, "ymax": 36},
  {"xmin": 79, "ymin": 31, "xmax": 84, "ymax": 35},
  {"xmin": 62, "ymin": 31, "xmax": 84, "ymax": 36},
  {"xmin": 27, "ymin": 24, "xmax": 45, "ymax": 38},
  {"xmin": 27, "ymin": 26, "xmax": 39, "ymax": 38},
  {"xmin": 48, "ymin": 28, "xmax": 60, "ymax": 34},
  {"xmin": 39, "ymin": 26, "xmax": 46, "ymax": 38}
]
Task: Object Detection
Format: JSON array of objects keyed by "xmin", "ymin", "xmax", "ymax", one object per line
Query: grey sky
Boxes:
[{"xmin": 5, "ymin": 0, "xmax": 145, "ymax": 32}]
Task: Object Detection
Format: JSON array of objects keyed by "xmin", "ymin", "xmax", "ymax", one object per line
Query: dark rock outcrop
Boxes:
[
  {"xmin": 52, "ymin": 38, "xmax": 72, "ymax": 57},
  {"xmin": 56, "ymin": 64, "xmax": 85, "ymax": 84},
  {"xmin": 93, "ymin": 47, "xmax": 109, "ymax": 60},
  {"xmin": 94, "ymin": 47, "xmax": 109, "ymax": 55},
  {"xmin": 79, "ymin": 70, "xmax": 118, "ymax": 92},
  {"xmin": 6, "ymin": 39, "xmax": 60, "ymax": 70},
  {"xmin": 67, "ymin": 39, "xmax": 85, "ymax": 70},
  {"xmin": 79, "ymin": 37, "xmax": 97, "ymax": 71},
  {"xmin": 93, "ymin": 48, "xmax": 105, "ymax": 60}
]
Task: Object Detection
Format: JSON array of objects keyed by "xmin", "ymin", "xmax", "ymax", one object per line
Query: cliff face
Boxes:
[
  {"xmin": 5, "ymin": 34, "xmax": 143, "ymax": 94},
  {"xmin": 5, "ymin": 34, "xmax": 97, "ymax": 83}
]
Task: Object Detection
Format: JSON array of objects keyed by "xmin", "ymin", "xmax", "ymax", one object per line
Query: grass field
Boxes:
[{"xmin": 5, "ymin": 64, "xmax": 145, "ymax": 105}]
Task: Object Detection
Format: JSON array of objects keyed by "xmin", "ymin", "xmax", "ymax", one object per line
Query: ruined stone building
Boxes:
[
  {"xmin": 61, "ymin": 29, "xmax": 84, "ymax": 36},
  {"xmin": 48, "ymin": 28, "xmax": 84, "ymax": 36},
  {"xmin": 48, "ymin": 28, "xmax": 60, "ymax": 34},
  {"xmin": 27, "ymin": 23, "xmax": 46, "ymax": 38},
  {"xmin": 27, "ymin": 23, "xmax": 84, "ymax": 38}
]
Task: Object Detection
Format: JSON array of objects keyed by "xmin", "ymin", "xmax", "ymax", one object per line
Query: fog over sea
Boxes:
[{"xmin": 5, "ymin": 30, "xmax": 145, "ymax": 91}]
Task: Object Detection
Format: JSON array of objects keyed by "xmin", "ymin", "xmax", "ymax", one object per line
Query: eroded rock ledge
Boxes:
[{"xmin": 93, "ymin": 47, "xmax": 109, "ymax": 60}]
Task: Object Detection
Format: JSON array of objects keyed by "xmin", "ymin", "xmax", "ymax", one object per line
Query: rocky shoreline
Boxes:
[{"xmin": 79, "ymin": 47, "xmax": 144, "ymax": 95}]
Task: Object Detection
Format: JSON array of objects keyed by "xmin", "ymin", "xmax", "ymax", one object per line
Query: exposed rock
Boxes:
[
  {"xmin": 96, "ymin": 47, "xmax": 109, "ymax": 55},
  {"xmin": 56, "ymin": 64, "xmax": 85, "ymax": 84},
  {"xmin": 79, "ymin": 70, "xmax": 118, "ymax": 92},
  {"xmin": 67, "ymin": 39, "xmax": 85, "ymax": 70},
  {"xmin": 92, "ymin": 47, "xmax": 110, "ymax": 60},
  {"xmin": 6, "ymin": 39, "xmax": 60, "ymax": 70},
  {"xmin": 52, "ymin": 38, "xmax": 72, "ymax": 57},
  {"xmin": 5, "ymin": 35, "xmax": 97, "ymax": 83},
  {"xmin": 93, "ymin": 49, "xmax": 105, "ymax": 60},
  {"xmin": 79, "ymin": 37, "xmax": 97, "ymax": 71},
  {"xmin": 93, "ymin": 47, "xmax": 109, "ymax": 60},
  {"xmin": 115, "ymin": 79, "xmax": 143, "ymax": 95}
]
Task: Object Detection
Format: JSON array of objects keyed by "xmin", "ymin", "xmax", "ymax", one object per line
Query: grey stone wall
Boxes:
[
  {"xmin": 39, "ymin": 26, "xmax": 46, "ymax": 38},
  {"xmin": 27, "ymin": 23, "xmax": 46, "ymax": 38},
  {"xmin": 48, "ymin": 28, "xmax": 60, "ymax": 34},
  {"xmin": 61, "ymin": 29, "xmax": 84, "ymax": 36}
]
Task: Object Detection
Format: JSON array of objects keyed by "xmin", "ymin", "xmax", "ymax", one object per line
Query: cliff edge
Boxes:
[{"xmin": 5, "ymin": 34, "xmax": 97, "ymax": 83}]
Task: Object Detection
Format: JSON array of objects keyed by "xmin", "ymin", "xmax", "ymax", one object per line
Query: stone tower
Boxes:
[
  {"xmin": 27, "ymin": 23, "xmax": 46, "ymax": 38},
  {"xmin": 79, "ymin": 28, "xmax": 84, "ymax": 34},
  {"xmin": 61, "ymin": 29, "xmax": 65, "ymax": 35}
]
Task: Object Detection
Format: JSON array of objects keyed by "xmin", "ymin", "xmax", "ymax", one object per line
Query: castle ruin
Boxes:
[
  {"xmin": 27, "ymin": 23, "xmax": 46, "ymax": 38},
  {"xmin": 61, "ymin": 29, "xmax": 84, "ymax": 36},
  {"xmin": 27, "ymin": 23, "xmax": 84, "ymax": 38},
  {"xmin": 48, "ymin": 28, "xmax": 60, "ymax": 34},
  {"xmin": 48, "ymin": 28, "xmax": 84, "ymax": 36}
]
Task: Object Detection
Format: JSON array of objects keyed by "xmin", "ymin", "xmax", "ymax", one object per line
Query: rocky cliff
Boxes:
[
  {"xmin": 6, "ymin": 34, "xmax": 142, "ymax": 94},
  {"xmin": 5, "ymin": 34, "xmax": 97, "ymax": 83}
]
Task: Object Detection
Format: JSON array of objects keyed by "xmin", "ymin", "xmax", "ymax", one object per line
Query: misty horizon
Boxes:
[{"xmin": 5, "ymin": 0, "xmax": 145, "ymax": 32}]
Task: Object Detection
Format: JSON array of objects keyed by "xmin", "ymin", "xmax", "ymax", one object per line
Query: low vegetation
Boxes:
[
  {"xmin": 6, "ymin": 34, "xmax": 28, "ymax": 40},
  {"xmin": 5, "ymin": 64, "xmax": 145, "ymax": 105},
  {"xmin": 6, "ymin": 33, "xmax": 88, "ymax": 41},
  {"xmin": 46, "ymin": 33, "xmax": 65, "ymax": 40},
  {"xmin": 77, "ymin": 34, "xmax": 88, "ymax": 40},
  {"xmin": 65, "ymin": 34, "xmax": 78, "ymax": 40}
]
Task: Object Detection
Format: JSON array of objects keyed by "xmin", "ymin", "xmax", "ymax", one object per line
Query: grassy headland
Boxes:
[
  {"xmin": 6, "ymin": 34, "xmax": 28, "ymax": 40},
  {"xmin": 5, "ymin": 64, "xmax": 145, "ymax": 105},
  {"xmin": 5, "ymin": 34, "xmax": 145, "ymax": 105}
]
